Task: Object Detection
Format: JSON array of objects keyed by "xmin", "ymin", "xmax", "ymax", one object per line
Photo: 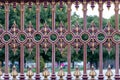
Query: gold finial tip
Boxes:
[
  {"xmin": 76, "ymin": 65, "xmax": 79, "ymax": 68},
  {"xmin": 60, "ymin": 66, "xmax": 63, "ymax": 68},
  {"xmin": 91, "ymin": 65, "xmax": 94, "ymax": 69},
  {"xmin": 91, "ymin": 21, "xmax": 94, "ymax": 24},
  {"xmin": 108, "ymin": 64, "xmax": 111, "ymax": 68},
  {"xmin": 13, "ymin": 21, "xmax": 16, "ymax": 24},
  {"xmin": 29, "ymin": 21, "xmax": 32, "ymax": 25},
  {"xmin": 13, "ymin": 65, "xmax": 16, "ymax": 68},
  {"xmin": 107, "ymin": 20, "xmax": 110, "ymax": 24}
]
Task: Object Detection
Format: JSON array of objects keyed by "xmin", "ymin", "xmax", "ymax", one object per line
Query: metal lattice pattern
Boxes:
[{"xmin": 0, "ymin": 0, "xmax": 120, "ymax": 80}]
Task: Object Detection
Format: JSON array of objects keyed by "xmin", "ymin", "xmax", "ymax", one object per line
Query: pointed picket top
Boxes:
[
  {"xmin": 13, "ymin": 48, "xmax": 17, "ymax": 55},
  {"xmin": 91, "ymin": 21, "xmax": 95, "ymax": 26},
  {"xmin": 60, "ymin": 21, "xmax": 64, "ymax": 27},
  {"xmin": 44, "ymin": 21, "xmax": 48, "ymax": 27},
  {"xmin": 75, "ymin": 21, "xmax": 79, "ymax": 26},
  {"xmin": 29, "ymin": 21, "xmax": 32, "ymax": 26},
  {"xmin": 13, "ymin": 21, "xmax": 16, "ymax": 25},
  {"xmin": 107, "ymin": 20, "xmax": 111, "ymax": 27}
]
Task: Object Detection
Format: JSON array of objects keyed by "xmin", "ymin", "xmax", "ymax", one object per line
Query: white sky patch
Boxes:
[{"xmin": 71, "ymin": 3, "xmax": 118, "ymax": 19}]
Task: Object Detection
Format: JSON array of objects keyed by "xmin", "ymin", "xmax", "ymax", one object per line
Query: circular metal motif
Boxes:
[
  {"xmin": 111, "ymin": 31, "xmax": 120, "ymax": 44},
  {"xmin": 32, "ymin": 31, "xmax": 43, "ymax": 44},
  {"xmin": 96, "ymin": 30, "xmax": 107, "ymax": 43},
  {"xmin": 1, "ymin": 31, "xmax": 12, "ymax": 43},
  {"xmin": 64, "ymin": 32, "xmax": 75, "ymax": 44},
  {"xmin": 48, "ymin": 32, "xmax": 59, "ymax": 43},
  {"xmin": 80, "ymin": 31, "xmax": 91, "ymax": 43},
  {"xmin": 17, "ymin": 31, "xmax": 27, "ymax": 44}
]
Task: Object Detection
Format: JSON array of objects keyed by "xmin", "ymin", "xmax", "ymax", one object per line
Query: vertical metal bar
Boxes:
[
  {"xmin": 115, "ymin": 0, "xmax": 119, "ymax": 31},
  {"xmin": 20, "ymin": 44, "xmax": 24, "ymax": 74},
  {"xmin": 67, "ymin": 1, "xmax": 71, "ymax": 32},
  {"xmin": 5, "ymin": 2, "xmax": 9, "ymax": 31},
  {"xmin": 67, "ymin": 1, "xmax": 72, "ymax": 80},
  {"xmin": 20, "ymin": 1, "xmax": 25, "ymax": 80},
  {"xmin": 115, "ymin": 0, "xmax": 120, "ymax": 79},
  {"xmin": 51, "ymin": 44, "xmax": 56, "ymax": 79},
  {"xmin": 52, "ymin": 1, "xmax": 56, "ymax": 32},
  {"xmin": 83, "ymin": 1, "xmax": 87, "ymax": 31},
  {"xmin": 20, "ymin": 2, "xmax": 24, "ymax": 31},
  {"xmin": 99, "ymin": 0, "xmax": 103, "ymax": 31},
  {"xmin": 82, "ymin": 0, "xmax": 88, "ymax": 79},
  {"xmin": 36, "ymin": 2, "xmax": 40, "ymax": 31},
  {"xmin": 67, "ymin": 44, "xmax": 71, "ymax": 74},
  {"xmin": 115, "ymin": 43, "xmax": 119, "ymax": 79},
  {"xmin": 51, "ymin": 1, "xmax": 56, "ymax": 80},
  {"xmin": 35, "ymin": 1, "xmax": 40, "ymax": 80},
  {"xmin": 98, "ymin": 0, "xmax": 104, "ymax": 79},
  {"xmin": 36, "ymin": 44, "xmax": 40, "ymax": 79},
  {"xmin": 99, "ymin": 44, "xmax": 103, "ymax": 75},
  {"xmin": 4, "ymin": 1, "xmax": 9, "ymax": 79},
  {"xmin": 83, "ymin": 44, "xmax": 87, "ymax": 74}
]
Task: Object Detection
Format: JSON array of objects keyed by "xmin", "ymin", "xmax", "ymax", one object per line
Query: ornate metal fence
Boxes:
[{"xmin": 0, "ymin": 0, "xmax": 119, "ymax": 80}]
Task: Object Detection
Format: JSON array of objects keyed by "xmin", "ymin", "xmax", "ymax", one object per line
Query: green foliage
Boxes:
[
  {"xmin": 40, "ymin": 56, "xmax": 45, "ymax": 72},
  {"xmin": 4, "ymin": 34, "xmax": 10, "ymax": 41},
  {"xmin": 66, "ymin": 34, "xmax": 73, "ymax": 41},
  {"xmin": 114, "ymin": 34, "xmax": 120, "ymax": 41},
  {"xmin": 82, "ymin": 34, "xmax": 89, "ymax": 41},
  {"xmin": 50, "ymin": 34, "xmax": 57, "ymax": 41},
  {"xmin": 98, "ymin": 33, "xmax": 105, "ymax": 41},
  {"xmin": 34, "ymin": 34, "xmax": 41, "ymax": 41}
]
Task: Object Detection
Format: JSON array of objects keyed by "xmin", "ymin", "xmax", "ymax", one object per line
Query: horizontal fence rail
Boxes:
[{"xmin": 0, "ymin": 0, "xmax": 119, "ymax": 80}]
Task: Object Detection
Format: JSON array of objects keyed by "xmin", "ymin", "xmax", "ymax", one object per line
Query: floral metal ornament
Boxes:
[
  {"xmin": 72, "ymin": 22, "xmax": 82, "ymax": 53},
  {"xmin": 25, "ymin": 21, "xmax": 35, "ymax": 54},
  {"xmin": 56, "ymin": 22, "xmax": 66, "ymax": 53},
  {"xmin": 91, "ymin": 0, "xmax": 95, "ymax": 10},
  {"xmin": 9, "ymin": 21, "xmax": 19, "ymax": 54},
  {"xmin": 104, "ymin": 21, "xmax": 114, "ymax": 54},
  {"xmin": 41, "ymin": 22, "xmax": 50, "ymax": 53},
  {"xmin": 88, "ymin": 21, "xmax": 98, "ymax": 54}
]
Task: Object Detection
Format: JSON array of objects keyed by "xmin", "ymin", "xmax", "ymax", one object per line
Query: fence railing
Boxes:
[{"xmin": 0, "ymin": 0, "xmax": 119, "ymax": 80}]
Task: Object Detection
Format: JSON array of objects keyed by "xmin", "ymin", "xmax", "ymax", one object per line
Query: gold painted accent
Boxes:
[
  {"xmin": 74, "ymin": 66, "xmax": 81, "ymax": 80},
  {"xmin": 60, "ymin": 43, "xmax": 63, "ymax": 48},
  {"xmin": 13, "ymin": 43, "xmax": 16, "ymax": 48},
  {"xmin": 89, "ymin": 65, "xmax": 96, "ymax": 80},
  {"xmin": 115, "ymin": 0, "xmax": 119, "ymax": 4},
  {"xmin": 108, "ymin": 42, "xmax": 110, "ymax": 48},
  {"xmin": 52, "ymin": 1, "xmax": 55, "ymax": 5},
  {"xmin": 45, "ymin": 43, "xmax": 47, "ymax": 48},
  {"xmin": 20, "ymin": 1, "xmax": 24, "ymax": 5},
  {"xmin": 76, "ymin": 43, "xmax": 78, "ymax": 48},
  {"xmin": 11, "ymin": 65, "xmax": 18, "ymax": 80},
  {"xmin": 42, "ymin": 67, "xmax": 50, "ymax": 80},
  {"xmin": 27, "ymin": 67, "xmax": 34, "ymax": 80},
  {"xmin": 58, "ymin": 66, "xmax": 65, "ymax": 80},
  {"xmin": 105, "ymin": 65, "xmax": 113, "ymax": 80},
  {"xmin": 76, "ymin": 27, "xmax": 79, "ymax": 32},
  {"xmin": 99, "ymin": 0, "xmax": 103, "ymax": 4},
  {"xmin": 36, "ymin": 1, "xmax": 39, "ymax": 5}
]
